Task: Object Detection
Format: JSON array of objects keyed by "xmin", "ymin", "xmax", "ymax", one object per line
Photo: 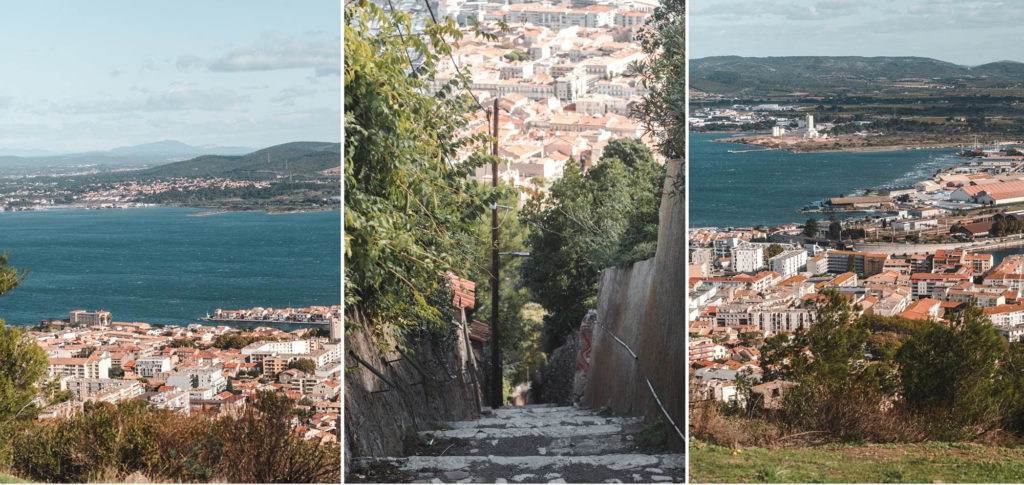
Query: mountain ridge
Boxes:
[{"xmin": 691, "ymin": 56, "xmax": 1024, "ymax": 95}]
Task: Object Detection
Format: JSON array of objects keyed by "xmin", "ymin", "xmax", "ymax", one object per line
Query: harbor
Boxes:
[{"xmin": 199, "ymin": 305, "xmax": 341, "ymax": 326}]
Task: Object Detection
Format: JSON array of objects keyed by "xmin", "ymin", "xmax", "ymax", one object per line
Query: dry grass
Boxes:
[{"xmin": 689, "ymin": 400, "xmax": 783, "ymax": 449}]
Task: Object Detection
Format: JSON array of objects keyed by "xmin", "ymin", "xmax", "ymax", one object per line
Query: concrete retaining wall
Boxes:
[
  {"xmin": 344, "ymin": 310, "xmax": 483, "ymax": 463},
  {"xmin": 580, "ymin": 159, "xmax": 685, "ymax": 449}
]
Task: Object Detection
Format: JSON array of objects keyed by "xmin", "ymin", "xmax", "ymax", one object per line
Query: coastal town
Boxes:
[
  {"xmin": 201, "ymin": 305, "xmax": 342, "ymax": 325},
  {"xmin": 688, "ymin": 142, "xmax": 1024, "ymax": 405},
  {"xmin": 0, "ymin": 176, "xmax": 321, "ymax": 211},
  {"xmin": 396, "ymin": 0, "xmax": 659, "ymax": 198},
  {"xmin": 29, "ymin": 309, "xmax": 342, "ymax": 444}
]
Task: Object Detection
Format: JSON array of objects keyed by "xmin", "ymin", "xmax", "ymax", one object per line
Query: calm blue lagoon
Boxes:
[
  {"xmin": 689, "ymin": 133, "xmax": 962, "ymax": 228},
  {"xmin": 0, "ymin": 207, "xmax": 340, "ymax": 326}
]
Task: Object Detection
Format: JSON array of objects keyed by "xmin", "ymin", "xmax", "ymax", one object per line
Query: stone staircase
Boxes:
[{"xmin": 350, "ymin": 404, "xmax": 684, "ymax": 483}]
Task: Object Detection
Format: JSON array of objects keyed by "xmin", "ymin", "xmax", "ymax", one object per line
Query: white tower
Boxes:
[{"xmin": 805, "ymin": 114, "xmax": 819, "ymax": 139}]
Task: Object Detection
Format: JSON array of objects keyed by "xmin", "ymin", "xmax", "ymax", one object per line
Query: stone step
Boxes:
[
  {"xmin": 489, "ymin": 407, "xmax": 596, "ymax": 420},
  {"xmin": 360, "ymin": 454, "xmax": 685, "ymax": 483},
  {"xmin": 443, "ymin": 415, "xmax": 642, "ymax": 430},
  {"xmin": 418, "ymin": 432, "xmax": 644, "ymax": 457},
  {"xmin": 519, "ymin": 403, "xmax": 560, "ymax": 409},
  {"xmin": 491, "ymin": 405, "xmax": 582, "ymax": 416},
  {"xmin": 420, "ymin": 423, "xmax": 630, "ymax": 440}
]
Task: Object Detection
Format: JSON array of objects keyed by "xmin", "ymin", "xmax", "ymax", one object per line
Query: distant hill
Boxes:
[
  {"xmin": 107, "ymin": 140, "xmax": 253, "ymax": 157},
  {"xmin": 0, "ymin": 140, "xmax": 256, "ymax": 175},
  {"xmin": 136, "ymin": 142, "xmax": 340, "ymax": 179},
  {"xmin": 691, "ymin": 56, "xmax": 1024, "ymax": 95}
]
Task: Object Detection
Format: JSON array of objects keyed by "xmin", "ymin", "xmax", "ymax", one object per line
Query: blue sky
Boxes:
[
  {"xmin": 0, "ymin": 0, "xmax": 339, "ymax": 154},
  {"xmin": 691, "ymin": 0, "xmax": 1024, "ymax": 65}
]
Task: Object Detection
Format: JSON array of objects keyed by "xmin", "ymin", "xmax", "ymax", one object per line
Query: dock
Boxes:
[{"xmin": 727, "ymin": 147, "xmax": 777, "ymax": 154}]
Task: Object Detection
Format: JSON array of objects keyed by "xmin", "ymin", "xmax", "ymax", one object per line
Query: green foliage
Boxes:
[
  {"xmin": 108, "ymin": 365, "xmax": 125, "ymax": 379},
  {"xmin": 0, "ymin": 252, "xmax": 27, "ymax": 296},
  {"xmin": 75, "ymin": 346, "xmax": 96, "ymax": 358},
  {"xmin": 211, "ymin": 334, "xmax": 277, "ymax": 350},
  {"xmin": 0, "ymin": 253, "xmax": 46, "ymax": 423},
  {"xmin": 344, "ymin": 0, "xmax": 491, "ymax": 342},
  {"xmin": 829, "ymin": 219, "xmax": 842, "ymax": 240},
  {"xmin": 991, "ymin": 216, "xmax": 1024, "ymax": 237},
  {"xmin": 503, "ymin": 50, "xmax": 530, "ymax": 62},
  {"xmin": 167, "ymin": 339, "xmax": 196, "ymax": 348},
  {"xmin": 896, "ymin": 306, "xmax": 1006, "ymax": 438},
  {"xmin": 803, "ymin": 218, "xmax": 818, "ymax": 238},
  {"xmin": 0, "ymin": 322, "xmax": 48, "ymax": 423},
  {"xmin": 464, "ymin": 188, "xmax": 545, "ymax": 387},
  {"xmin": 214, "ymin": 391, "xmax": 340, "ymax": 483},
  {"xmin": 765, "ymin": 243, "xmax": 784, "ymax": 259},
  {"xmin": 521, "ymin": 151, "xmax": 663, "ymax": 350},
  {"xmin": 636, "ymin": 418, "xmax": 670, "ymax": 452},
  {"xmin": 4, "ymin": 393, "xmax": 339, "ymax": 483},
  {"xmin": 757, "ymin": 292, "xmax": 1024, "ymax": 442},
  {"xmin": 286, "ymin": 358, "xmax": 316, "ymax": 374},
  {"xmin": 600, "ymin": 138, "xmax": 655, "ymax": 169},
  {"xmin": 632, "ymin": 0, "xmax": 685, "ymax": 162},
  {"xmin": 690, "ymin": 439, "xmax": 1024, "ymax": 484},
  {"xmin": 136, "ymin": 142, "xmax": 339, "ymax": 180}
]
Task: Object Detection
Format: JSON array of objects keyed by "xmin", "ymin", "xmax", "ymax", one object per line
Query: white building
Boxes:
[
  {"xmin": 149, "ymin": 389, "xmax": 191, "ymax": 414},
  {"xmin": 136, "ymin": 356, "xmax": 172, "ymax": 378},
  {"xmin": 804, "ymin": 114, "xmax": 821, "ymax": 139},
  {"xmin": 892, "ymin": 219, "xmax": 938, "ymax": 232},
  {"xmin": 807, "ymin": 255, "xmax": 828, "ymax": 275},
  {"xmin": 69, "ymin": 310, "xmax": 112, "ymax": 326},
  {"xmin": 732, "ymin": 245, "xmax": 764, "ymax": 273},
  {"xmin": 65, "ymin": 378, "xmax": 143, "ymax": 403},
  {"xmin": 167, "ymin": 366, "xmax": 227, "ymax": 394},
  {"xmin": 769, "ymin": 250, "xmax": 808, "ymax": 278},
  {"xmin": 241, "ymin": 339, "xmax": 312, "ymax": 356},
  {"xmin": 48, "ymin": 354, "xmax": 111, "ymax": 380}
]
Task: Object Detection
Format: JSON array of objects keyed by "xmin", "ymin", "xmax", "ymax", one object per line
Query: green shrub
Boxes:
[{"xmin": 3, "ymin": 393, "xmax": 340, "ymax": 483}]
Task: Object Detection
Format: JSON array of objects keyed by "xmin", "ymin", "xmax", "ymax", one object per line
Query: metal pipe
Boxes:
[{"xmin": 348, "ymin": 350, "xmax": 403, "ymax": 394}]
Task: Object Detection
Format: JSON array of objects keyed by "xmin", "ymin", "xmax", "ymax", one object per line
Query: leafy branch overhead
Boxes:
[{"xmin": 344, "ymin": 1, "xmax": 498, "ymax": 341}]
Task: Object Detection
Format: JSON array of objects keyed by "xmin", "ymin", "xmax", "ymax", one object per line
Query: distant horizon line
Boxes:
[
  {"xmin": 0, "ymin": 139, "xmax": 341, "ymax": 157},
  {"xmin": 692, "ymin": 54, "xmax": 1024, "ymax": 67}
]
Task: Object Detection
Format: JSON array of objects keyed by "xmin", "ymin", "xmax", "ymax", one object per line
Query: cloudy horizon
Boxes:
[
  {"xmin": 0, "ymin": 0, "xmax": 339, "ymax": 155},
  {"xmin": 691, "ymin": 0, "xmax": 1024, "ymax": 66}
]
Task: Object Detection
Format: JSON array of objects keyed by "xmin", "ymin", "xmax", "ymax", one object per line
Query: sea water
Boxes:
[{"xmin": 0, "ymin": 206, "xmax": 340, "ymax": 326}]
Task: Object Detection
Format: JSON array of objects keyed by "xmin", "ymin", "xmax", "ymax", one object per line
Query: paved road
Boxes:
[{"xmin": 349, "ymin": 404, "xmax": 685, "ymax": 483}]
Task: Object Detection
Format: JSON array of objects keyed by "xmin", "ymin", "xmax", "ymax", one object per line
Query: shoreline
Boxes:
[
  {"xmin": 710, "ymin": 136, "xmax": 964, "ymax": 154},
  {"xmin": 1, "ymin": 204, "xmax": 338, "ymax": 217},
  {"xmin": 187, "ymin": 206, "xmax": 338, "ymax": 217}
]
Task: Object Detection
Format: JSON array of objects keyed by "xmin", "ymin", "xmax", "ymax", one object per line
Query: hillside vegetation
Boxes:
[
  {"xmin": 692, "ymin": 56, "xmax": 1024, "ymax": 96},
  {"xmin": 136, "ymin": 142, "xmax": 340, "ymax": 180}
]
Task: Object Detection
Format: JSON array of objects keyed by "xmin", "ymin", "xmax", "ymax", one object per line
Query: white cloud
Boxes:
[
  {"xmin": 60, "ymin": 87, "xmax": 251, "ymax": 114},
  {"xmin": 270, "ymin": 85, "xmax": 319, "ymax": 105},
  {"xmin": 183, "ymin": 30, "xmax": 340, "ymax": 77}
]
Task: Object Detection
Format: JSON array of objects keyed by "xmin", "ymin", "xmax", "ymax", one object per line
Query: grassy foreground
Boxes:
[{"xmin": 690, "ymin": 440, "xmax": 1024, "ymax": 483}]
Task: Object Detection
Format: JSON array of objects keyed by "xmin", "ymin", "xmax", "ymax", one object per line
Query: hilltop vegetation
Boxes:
[
  {"xmin": 135, "ymin": 142, "xmax": 340, "ymax": 180},
  {"xmin": 692, "ymin": 56, "xmax": 1024, "ymax": 96}
]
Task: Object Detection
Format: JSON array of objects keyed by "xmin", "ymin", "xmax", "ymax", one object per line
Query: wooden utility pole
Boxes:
[{"xmin": 490, "ymin": 98, "xmax": 502, "ymax": 409}]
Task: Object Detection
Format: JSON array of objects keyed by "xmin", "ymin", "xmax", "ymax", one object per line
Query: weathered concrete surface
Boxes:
[
  {"xmin": 345, "ymin": 310, "xmax": 484, "ymax": 464},
  {"xmin": 349, "ymin": 405, "xmax": 684, "ymax": 483},
  {"xmin": 581, "ymin": 159, "xmax": 685, "ymax": 450}
]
